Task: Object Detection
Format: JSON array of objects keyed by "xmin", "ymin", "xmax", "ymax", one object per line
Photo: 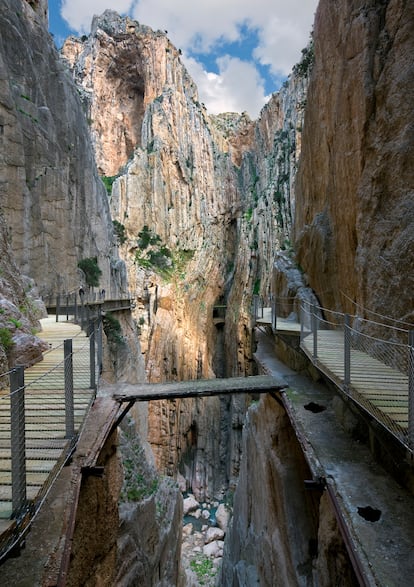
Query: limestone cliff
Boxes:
[
  {"xmin": 294, "ymin": 0, "xmax": 414, "ymax": 324},
  {"xmin": 62, "ymin": 11, "xmax": 244, "ymax": 500},
  {"xmin": 0, "ymin": 0, "xmax": 127, "ymax": 298},
  {"xmin": 0, "ymin": 211, "xmax": 47, "ymax": 374},
  {"xmin": 62, "ymin": 10, "xmax": 311, "ymax": 500},
  {"xmin": 220, "ymin": 397, "xmax": 357, "ymax": 586}
]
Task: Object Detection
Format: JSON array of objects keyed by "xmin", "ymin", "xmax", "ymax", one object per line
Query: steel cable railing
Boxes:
[
  {"xmin": 297, "ymin": 300, "xmax": 414, "ymax": 451},
  {"xmin": 0, "ymin": 318, "xmax": 101, "ymax": 561}
]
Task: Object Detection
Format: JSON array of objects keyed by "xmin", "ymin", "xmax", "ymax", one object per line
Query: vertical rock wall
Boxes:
[
  {"xmin": 294, "ymin": 0, "xmax": 414, "ymax": 321},
  {"xmin": 220, "ymin": 396, "xmax": 357, "ymax": 586},
  {"xmin": 61, "ymin": 10, "xmax": 313, "ymax": 500},
  {"xmin": 0, "ymin": 0, "xmax": 125, "ymax": 296},
  {"xmin": 62, "ymin": 12, "xmax": 245, "ymax": 500}
]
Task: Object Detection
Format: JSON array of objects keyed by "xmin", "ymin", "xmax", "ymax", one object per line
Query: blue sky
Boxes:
[{"xmin": 48, "ymin": 0, "xmax": 318, "ymax": 118}]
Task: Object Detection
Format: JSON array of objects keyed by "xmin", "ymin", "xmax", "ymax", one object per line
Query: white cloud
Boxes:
[
  {"xmin": 58, "ymin": 0, "xmax": 318, "ymax": 116},
  {"xmin": 61, "ymin": 0, "xmax": 135, "ymax": 34},
  {"xmin": 185, "ymin": 55, "xmax": 269, "ymax": 118}
]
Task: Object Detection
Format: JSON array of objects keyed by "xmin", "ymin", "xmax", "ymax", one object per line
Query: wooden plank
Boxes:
[{"xmin": 110, "ymin": 375, "xmax": 286, "ymax": 402}]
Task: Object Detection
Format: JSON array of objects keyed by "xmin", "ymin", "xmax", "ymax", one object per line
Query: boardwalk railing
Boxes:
[
  {"xmin": 299, "ymin": 300, "xmax": 414, "ymax": 451},
  {"xmin": 253, "ymin": 295, "xmax": 414, "ymax": 452},
  {"xmin": 43, "ymin": 291, "xmax": 132, "ymax": 327},
  {"xmin": 0, "ymin": 318, "xmax": 102, "ymax": 560}
]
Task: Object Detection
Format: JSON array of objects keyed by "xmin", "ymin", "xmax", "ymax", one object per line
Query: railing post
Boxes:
[
  {"xmin": 10, "ymin": 365, "xmax": 26, "ymax": 516},
  {"xmin": 74, "ymin": 292, "xmax": 78, "ymax": 322},
  {"xmin": 89, "ymin": 321, "xmax": 96, "ymax": 390},
  {"xmin": 66, "ymin": 294, "xmax": 69, "ymax": 322},
  {"xmin": 344, "ymin": 314, "xmax": 351, "ymax": 393},
  {"xmin": 97, "ymin": 310, "xmax": 103, "ymax": 376},
  {"xmin": 272, "ymin": 297, "xmax": 277, "ymax": 330},
  {"xmin": 56, "ymin": 293, "xmax": 60, "ymax": 323},
  {"xmin": 311, "ymin": 304, "xmax": 318, "ymax": 362},
  {"xmin": 300, "ymin": 302, "xmax": 304, "ymax": 343},
  {"xmin": 409, "ymin": 330, "xmax": 414, "ymax": 450},
  {"xmin": 253, "ymin": 295, "xmax": 258, "ymax": 325},
  {"xmin": 64, "ymin": 339, "xmax": 75, "ymax": 438}
]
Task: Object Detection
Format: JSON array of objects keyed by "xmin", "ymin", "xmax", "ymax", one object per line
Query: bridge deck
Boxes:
[{"xmin": 104, "ymin": 375, "xmax": 286, "ymax": 403}]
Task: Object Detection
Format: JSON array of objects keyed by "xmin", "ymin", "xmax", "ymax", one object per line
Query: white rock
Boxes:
[
  {"xmin": 205, "ymin": 527, "xmax": 225, "ymax": 544},
  {"xmin": 193, "ymin": 546, "xmax": 202, "ymax": 553},
  {"xmin": 177, "ymin": 472, "xmax": 187, "ymax": 492},
  {"xmin": 201, "ymin": 524, "xmax": 208, "ymax": 532},
  {"xmin": 183, "ymin": 496, "xmax": 199, "ymax": 515},
  {"xmin": 203, "ymin": 540, "xmax": 222, "ymax": 558},
  {"xmin": 201, "ymin": 509, "xmax": 210, "ymax": 519},
  {"xmin": 182, "ymin": 523, "xmax": 193, "ymax": 536},
  {"xmin": 192, "ymin": 508, "xmax": 201, "ymax": 519},
  {"xmin": 215, "ymin": 503, "xmax": 230, "ymax": 532}
]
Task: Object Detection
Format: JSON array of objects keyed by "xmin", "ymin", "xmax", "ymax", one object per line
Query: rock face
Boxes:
[
  {"xmin": 219, "ymin": 397, "xmax": 354, "ymax": 586},
  {"xmin": 61, "ymin": 10, "xmax": 312, "ymax": 500},
  {"xmin": 0, "ymin": 208, "xmax": 47, "ymax": 374},
  {"xmin": 294, "ymin": 0, "xmax": 414, "ymax": 323},
  {"xmin": 115, "ymin": 426, "xmax": 183, "ymax": 587},
  {"xmin": 0, "ymin": 0, "xmax": 126, "ymax": 297},
  {"xmin": 62, "ymin": 11, "xmax": 245, "ymax": 500}
]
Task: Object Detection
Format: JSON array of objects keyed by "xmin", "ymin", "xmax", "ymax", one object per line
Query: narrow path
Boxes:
[
  {"xmin": 0, "ymin": 317, "xmax": 95, "ymax": 540},
  {"xmin": 254, "ymin": 329, "xmax": 414, "ymax": 587},
  {"xmin": 257, "ymin": 307, "xmax": 410, "ymax": 447}
]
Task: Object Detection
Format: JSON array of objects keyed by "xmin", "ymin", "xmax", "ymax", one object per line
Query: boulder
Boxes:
[
  {"xmin": 205, "ymin": 527, "xmax": 225, "ymax": 544},
  {"xmin": 203, "ymin": 540, "xmax": 224, "ymax": 558},
  {"xmin": 183, "ymin": 495, "xmax": 199, "ymax": 515},
  {"xmin": 215, "ymin": 503, "xmax": 230, "ymax": 532}
]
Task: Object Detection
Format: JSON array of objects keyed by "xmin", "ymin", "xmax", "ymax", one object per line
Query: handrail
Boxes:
[
  {"xmin": 340, "ymin": 289, "xmax": 413, "ymax": 328},
  {"xmin": 299, "ymin": 300, "xmax": 414, "ymax": 451},
  {"xmin": 254, "ymin": 296, "xmax": 414, "ymax": 452},
  {"xmin": 0, "ymin": 316, "xmax": 102, "ymax": 561}
]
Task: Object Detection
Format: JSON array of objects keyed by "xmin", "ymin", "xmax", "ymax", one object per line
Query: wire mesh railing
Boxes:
[
  {"xmin": 0, "ymin": 318, "xmax": 102, "ymax": 561},
  {"xmin": 298, "ymin": 300, "xmax": 414, "ymax": 451},
  {"xmin": 43, "ymin": 291, "xmax": 132, "ymax": 329}
]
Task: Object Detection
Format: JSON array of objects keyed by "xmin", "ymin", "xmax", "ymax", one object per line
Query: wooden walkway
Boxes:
[
  {"xmin": 0, "ymin": 318, "xmax": 95, "ymax": 525},
  {"xmin": 258, "ymin": 305, "xmax": 410, "ymax": 444},
  {"xmin": 301, "ymin": 330, "xmax": 409, "ymax": 434},
  {"xmin": 255, "ymin": 308, "xmax": 301, "ymax": 334}
]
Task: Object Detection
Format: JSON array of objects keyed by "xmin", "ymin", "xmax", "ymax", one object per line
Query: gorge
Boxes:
[{"xmin": 0, "ymin": 0, "xmax": 413, "ymax": 585}]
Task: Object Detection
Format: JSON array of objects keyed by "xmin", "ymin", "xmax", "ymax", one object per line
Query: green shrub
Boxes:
[
  {"xmin": 77, "ymin": 257, "xmax": 102, "ymax": 288},
  {"xmin": 190, "ymin": 554, "xmax": 217, "ymax": 585},
  {"xmin": 0, "ymin": 328, "xmax": 14, "ymax": 353},
  {"xmin": 137, "ymin": 225, "xmax": 161, "ymax": 249},
  {"xmin": 101, "ymin": 175, "xmax": 117, "ymax": 195},
  {"xmin": 8, "ymin": 317, "xmax": 22, "ymax": 328},
  {"xmin": 113, "ymin": 220, "xmax": 127, "ymax": 245},
  {"xmin": 102, "ymin": 312, "xmax": 123, "ymax": 345}
]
